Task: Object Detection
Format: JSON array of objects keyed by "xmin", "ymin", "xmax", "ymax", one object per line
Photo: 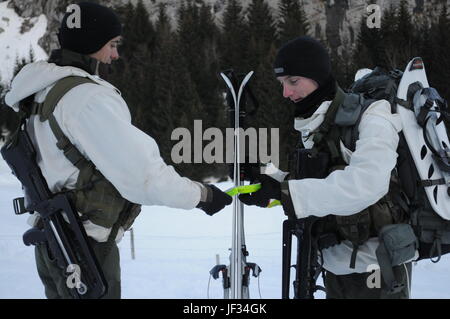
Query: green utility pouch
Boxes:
[
  {"xmin": 69, "ymin": 170, "xmax": 129, "ymax": 229},
  {"xmin": 335, "ymin": 211, "xmax": 371, "ymax": 269},
  {"xmin": 376, "ymin": 223, "xmax": 418, "ymax": 294}
]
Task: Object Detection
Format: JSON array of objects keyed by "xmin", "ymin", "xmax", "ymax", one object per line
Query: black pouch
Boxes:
[{"xmin": 290, "ymin": 148, "xmax": 330, "ymax": 179}]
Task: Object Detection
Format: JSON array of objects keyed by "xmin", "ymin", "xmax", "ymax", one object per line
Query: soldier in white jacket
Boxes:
[
  {"xmin": 239, "ymin": 36, "xmax": 412, "ymax": 299},
  {"xmin": 5, "ymin": 2, "xmax": 231, "ymax": 299}
]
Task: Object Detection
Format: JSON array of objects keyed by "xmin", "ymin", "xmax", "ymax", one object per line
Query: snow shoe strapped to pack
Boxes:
[
  {"xmin": 350, "ymin": 58, "xmax": 450, "ymax": 263},
  {"xmin": 395, "ymin": 57, "xmax": 450, "ymax": 261},
  {"xmin": 396, "ymin": 58, "xmax": 450, "ymax": 219}
]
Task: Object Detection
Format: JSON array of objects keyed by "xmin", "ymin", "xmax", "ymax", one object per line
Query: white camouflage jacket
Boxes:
[
  {"xmin": 288, "ymin": 97, "xmax": 403, "ymax": 275},
  {"xmin": 5, "ymin": 61, "xmax": 203, "ymax": 242}
]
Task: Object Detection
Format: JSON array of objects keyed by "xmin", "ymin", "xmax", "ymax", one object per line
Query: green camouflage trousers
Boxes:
[
  {"xmin": 324, "ymin": 262, "xmax": 412, "ymax": 299},
  {"xmin": 35, "ymin": 239, "xmax": 121, "ymax": 299}
]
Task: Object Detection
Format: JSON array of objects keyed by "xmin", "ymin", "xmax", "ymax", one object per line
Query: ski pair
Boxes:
[{"xmin": 210, "ymin": 70, "xmax": 261, "ymax": 299}]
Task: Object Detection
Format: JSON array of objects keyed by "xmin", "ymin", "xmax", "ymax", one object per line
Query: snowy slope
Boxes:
[
  {"xmin": 1, "ymin": 153, "xmax": 450, "ymax": 298},
  {"xmin": 0, "ymin": 0, "xmax": 48, "ymax": 86}
]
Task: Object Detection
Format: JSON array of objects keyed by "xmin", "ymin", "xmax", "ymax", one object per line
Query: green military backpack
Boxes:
[{"xmin": 349, "ymin": 60, "xmax": 450, "ymax": 263}]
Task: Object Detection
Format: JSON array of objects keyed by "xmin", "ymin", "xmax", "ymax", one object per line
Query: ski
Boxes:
[{"xmin": 210, "ymin": 70, "xmax": 261, "ymax": 299}]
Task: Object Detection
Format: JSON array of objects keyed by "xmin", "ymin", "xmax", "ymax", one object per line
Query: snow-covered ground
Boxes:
[
  {"xmin": 1, "ymin": 153, "xmax": 450, "ymax": 299},
  {"xmin": 0, "ymin": 0, "xmax": 48, "ymax": 86}
]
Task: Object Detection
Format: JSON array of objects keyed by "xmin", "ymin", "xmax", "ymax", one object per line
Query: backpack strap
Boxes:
[
  {"xmin": 339, "ymin": 97, "xmax": 375, "ymax": 152},
  {"xmin": 33, "ymin": 76, "xmax": 98, "ymax": 190},
  {"xmin": 313, "ymin": 87, "xmax": 374, "ymax": 160},
  {"xmin": 38, "ymin": 76, "xmax": 96, "ymax": 121},
  {"xmin": 312, "ymin": 86, "xmax": 346, "ymax": 145}
]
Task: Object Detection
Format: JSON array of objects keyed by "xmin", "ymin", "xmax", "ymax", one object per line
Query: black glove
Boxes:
[
  {"xmin": 238, "ymin": 174, "xmax": 281, "ymax": 208},
  {"xmin": 197, "ymin": 184, "xmax": 232, "ymax": 216}
]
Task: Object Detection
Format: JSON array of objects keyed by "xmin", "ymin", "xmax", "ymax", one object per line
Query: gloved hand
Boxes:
[
  {"xmin": 238, "ymin": 174, "xmax": 281, "ymax": 208},
  {"xmin": 197, "ymin": 184, "xmax": 232, "ymax": 216}
]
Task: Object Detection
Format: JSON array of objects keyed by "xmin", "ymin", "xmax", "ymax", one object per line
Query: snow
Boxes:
[
  {"xmin": 1, "ymin": 151, "xmax": 450, "ymax": 299},
  {"xmin": 0, "ymin": 0, "xmax": 48, "ymax": 86}
]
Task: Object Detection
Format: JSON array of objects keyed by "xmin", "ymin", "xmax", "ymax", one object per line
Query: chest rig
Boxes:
[
  {"xmin": 30, "ymin": 76, "xmax": 141, "ymax": 242},
  {"xmin": 290, "ymin": 87, "xmax": 408, "ymax": 269}
]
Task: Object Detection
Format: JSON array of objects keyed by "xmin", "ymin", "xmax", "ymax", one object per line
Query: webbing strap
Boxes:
[
  {"xmin": 312, "ymin": 86, "xmax": 346, "ymax": 146},
  {"xmin": 349, "ymin": 244, "xmax": 359, "ymax": 269},
  {"xmin": 420, "ymin": 178, "xmax": 446, "ymax": 187},
  {"xmin": 40, "ymin": 76, "xmax": 97, "ymax": 188},
  {"xmin": 30, "ymin": 102, "xmax": 43, "ymax": 116},
  {"xmin": 40, "ymin": 76, "xmax": 96, "ymax": 121}
]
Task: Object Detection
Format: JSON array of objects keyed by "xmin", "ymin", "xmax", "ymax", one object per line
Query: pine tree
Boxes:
[
  {"xmin": 252, "ymin": 44, "xmax": 297, "ymax": 171},
  {"xmin": 123, "ymin": 0, "xmax": 155, "ymax": 56},
  {"xmin": 353, "ymin": 10, "xmax": 383, "ymax": 69},
  {"xmin": 148, "ymin": 6, "xmax": 180, "ymax": 165},
  {"xmin": 109, "ymin": 1, "xmax": 156, "ymax": 134},
  {"xmin": 175, "ymin": 0, "xmax": 228, "ymax": 179},
  {"xmin": 378, "ymin": 1, "xmax": 419, "ymax": 69},
  {"xmin": 176, "ymin": 0, "xmax": 224, "ymax": 128},
  {"xmin": 245, "ymin": 0, "xmax": 278, "ymax": 70},
  {"xmin": 277, "ymin": 0, "xmax": 310, "ymax": 45},
  {"xmin": 171, "ymin": 38, "xmax": 206, "ymax": 180},
  {"xmin": 428, "ymin": 3, "xmax": 450, "ymax": 102},
  {"xmin": 155, "ymin": 3, "xmax": 171, "ymax": 41},
  {"xmin": 219, "ymin": 0, "xmax": 248, "ymax": 73},
  {"xmin": 393, "ymin": 0, "xmax": 419, "ymax": 67}
]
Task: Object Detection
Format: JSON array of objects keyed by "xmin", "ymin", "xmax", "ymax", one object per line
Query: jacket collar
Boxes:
[
  {"xmin": 47, "ymin": 49, "xmax": 99, "ymax": 75},
  {"xmin": 294, "ymin": 100, "xmax": 331, "ymax": 133}
]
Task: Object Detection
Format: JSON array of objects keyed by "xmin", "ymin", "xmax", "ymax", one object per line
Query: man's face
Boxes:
[
  {"xmin": 277, "ymin": 75, "xmax": 319, "ymax": 103},
  {"xmin": 90, "ymin": 36, "xmax": 121, "ymax": 64}
]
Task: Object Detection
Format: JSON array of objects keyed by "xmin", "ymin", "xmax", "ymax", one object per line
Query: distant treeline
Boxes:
[{"xmin": 1, "ymin": 0, "xmax": 449, "ymax": 181}]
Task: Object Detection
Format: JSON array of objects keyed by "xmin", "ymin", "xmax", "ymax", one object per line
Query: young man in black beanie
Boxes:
[
  {"xmin": 5, "ymin": 2, "xmax": 231, "ymax": 299},
  {"xmin": 239, "ymin": 36, "xmax": 413, "ymax": 299}
]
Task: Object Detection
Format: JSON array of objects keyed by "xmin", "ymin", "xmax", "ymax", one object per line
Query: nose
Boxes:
[
  {"xmin": 282, "ymin": 84, "xmax": 293, "ymax": 98},
  {"xmin": 111, "ymin": 48, "xmax": 120, "ymax": 61}
]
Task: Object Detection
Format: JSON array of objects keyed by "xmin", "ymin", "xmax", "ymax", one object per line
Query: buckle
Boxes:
[{"xmin": 13, "ymin": 197, "xmax": 29, "ymax": 215}]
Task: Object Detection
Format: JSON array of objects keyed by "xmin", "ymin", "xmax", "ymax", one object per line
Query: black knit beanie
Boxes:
[
  {"xmin": 274, "ymin": 36, "xmax": 331, "ymax": 87},
  {"xmin": 58, "ymin": 2, "xmax": 122, "ymax": 55}
]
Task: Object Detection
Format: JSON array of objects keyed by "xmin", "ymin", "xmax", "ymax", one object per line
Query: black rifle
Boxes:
[
  {"xmin": 282, "ymin": 217, "xmax": 323, "ymax": 299},
  {"xmin": 1, "ymin": 122, "xmax": 107, "ymax": 299},
  {"xmin": 281, "ymin": 147, "xmax": 326, "ymax": 299}
]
